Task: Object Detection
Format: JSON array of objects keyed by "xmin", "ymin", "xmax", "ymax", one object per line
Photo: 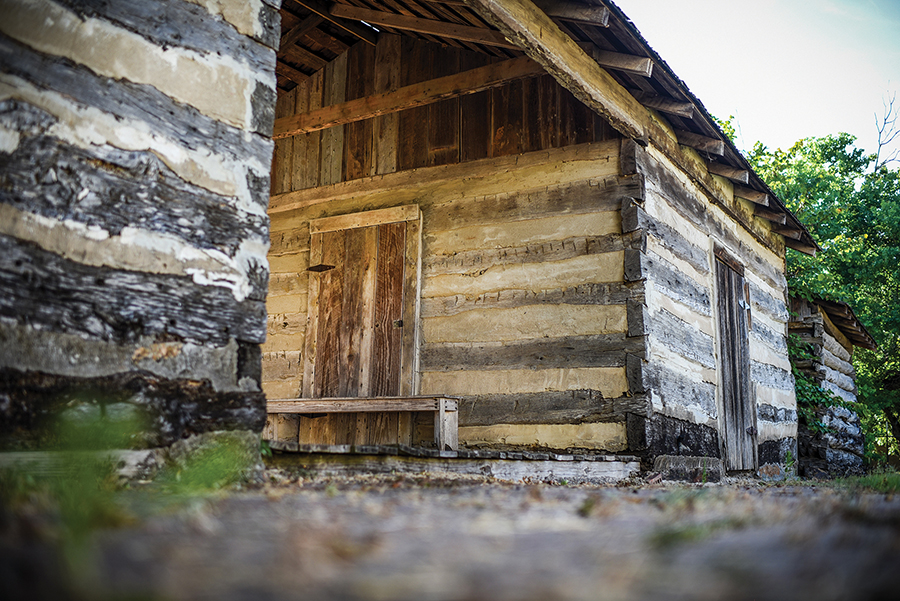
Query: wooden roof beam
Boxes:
[
  {"xmin": 771, "ymin": 224, "xmax": 803, "ymax": 240},
  {"xmin": 674, "ymin": 129, "xmax": 724, "ymax": 155},
  {"xmin": 707, "ymin": 162, "xmax": 749, "ymax": 184},
  {"xmin": 533, "ymin": 0, "xmax": 610, "ymax": 25},
  {"xmin": 592, "ymin": 48, "xmax": 652, "ymax": 77},
  {"xmin": 330, "ymin": 4, "xmax": 517, "ymax": 49},
  {"xmin": 275, "ymin": 61, "xmax": 309, "ymax": 86},
  {"xmin": 292, "ymin": 0, "xmax": 377, "ymax": 45},
  {"xmin": 784, "ymin": 237, "xmax": 817, "ymax": 256},
  {"xmin": 734, "ymin": 184, "xmax": 770, "ymax": 206},
  {"xmin": 273, "ymin": 56, "xmax": 543, "ymax": 138},
  {"xmin": 753, "ymin": 204, "xmax": 787, "ymax": 224},
  {"xmin": 631, "ymin": 92, "xmax": 694, "ymax": 118},
  {"xmin": 279, "ymin": 14, "xmax": 324, "ymax": 51}
]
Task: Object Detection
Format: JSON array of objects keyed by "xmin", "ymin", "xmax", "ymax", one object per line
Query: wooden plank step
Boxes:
[{"xmin": 267, "ymin": 396, "xmax": 458, "ymax": 413}]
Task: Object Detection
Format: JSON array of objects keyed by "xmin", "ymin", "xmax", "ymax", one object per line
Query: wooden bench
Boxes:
[{"xmin": 266, "ymin": 396, "xmax": 459, "ymax": 450}]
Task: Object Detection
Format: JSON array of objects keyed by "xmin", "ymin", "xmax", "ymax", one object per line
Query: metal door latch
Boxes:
[{"xmin": 746, "ymin": 426, "xmax": 757, "ymax": 436}]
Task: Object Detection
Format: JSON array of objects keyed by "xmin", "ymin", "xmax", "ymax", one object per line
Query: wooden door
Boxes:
[
  {"xmin": 303, "ymin": 205, "xmax": 420, "ymax": 400},
  {"xmin": 715, "ymin": 249, "xmax": 756, "ymax": 471}
]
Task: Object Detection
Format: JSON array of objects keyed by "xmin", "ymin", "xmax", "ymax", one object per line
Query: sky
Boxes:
[{"xmin": 612, "ymin": 0, "xmax": 900, "ymax": 159}]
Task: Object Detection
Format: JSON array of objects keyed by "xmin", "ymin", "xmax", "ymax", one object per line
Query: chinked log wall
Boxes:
[
  {"xmin": 0, "ymin": 0, "xmax": 279, "ymax": 448},
  {"xmin": 265, "ymin": 34, "xmax": 645, "ymax": 450},
  {"xmin": 623, "ymin": 140, "xmax": 796, "ymax": 463}
]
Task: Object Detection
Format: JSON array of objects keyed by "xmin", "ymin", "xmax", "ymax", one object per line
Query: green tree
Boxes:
[{"xmin": 748, "ymin": 132, "xmax": 900, "ymax": 463}]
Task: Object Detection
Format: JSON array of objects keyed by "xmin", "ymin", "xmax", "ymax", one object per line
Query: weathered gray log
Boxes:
[
  {"xmin": 0, "ymin": 234, "xmax": 267, "ymax": 345},
  {"xmin": 425, "ymin": 233, "xmax": 634, "ymax": 276},
  {"xmin": 626, "ymin": 299, "xmax": 648, "ymax": 337},
  {"xmin": 636, "ymin": 147, "xmax": 787, "ymax": 290},
  {"xmin": 644, "ymin": 251, "xmax": 711, "ymax": 316},
  {"xmin": 645, "ymin": 362, "xmax": 717, "ymax": 419},
  {"xmin": 650, "ymin": 308, "xmax": 716, "ymax": 369},
  {"xmin": 621, "ymin": 198, "xmax": 710, "ymax": 274},
  {"xmin": 750, "ymin": 360, "xmax": 795, "ymax": 391},
  {"xmin": 0, "ymin": 117, "xmax": 268, "ymax": 263},
  {"xmin": 56, "ymin": 0, "xmax": 280, "ymax": 56},
  {"xmin": 750, "ymin": 319, "xmax": 788, "ymax": 354},
  {"xmin": 823, "ymin": 332, "xmax": 852, "ymax": 363},
  {"xmin": 757, "ymin": 404, "xmax": 798, "ymax": 424},
  {"xmin": 457, "ymin": 390, "xmax": 650, "ymax": 426},
  {"xmin": 824, "ymin": 366, "xmax": 857, "ymax": 395},
  {"xmin": 823, "ymin": 347, "xmax": 855, "ymax": 378},
  {"xmin": 627, "ymin": 412, "xmax": 721, "ymax": 459},
  {"xmin": 749, "ymin": 280, "xmax": 789, "ymax": 322},
  {"xmin": 0, "ymin": 34, "xmax": 273, "ymax": 201},
  {"xmin": 0, "ymin": 368, "xmax": 265, "ymax": 448},
  {"xmin": 421, "ymin": 281, "xmax": 645, "ymax": 318},
  {"xmin": 421, "ymin": 334, "xmax": 646, "ymax": 372}
]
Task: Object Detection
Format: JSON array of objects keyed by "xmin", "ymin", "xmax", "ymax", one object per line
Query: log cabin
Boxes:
[
  {"xmin": 0, "ymin": 0, "xmax": 812, "ymax": 475},
  {"xmin": 261, "ymin": 0, "xmax": 816, "ymax": 473},
  {"xmin": 790, "ymin": 296, "xmax": 876, "ymax": 477}
]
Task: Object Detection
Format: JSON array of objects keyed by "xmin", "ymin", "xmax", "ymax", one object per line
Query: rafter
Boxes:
[
  {"xmin": 330, "ymin": 4, "xmax": 517, "ymax": 48},
  {"xmin": 292, "ymin": 0, "xmax": 377, "ymax": 45},
  {"xmin": 630, "ymin": 92, "xmax": 694, "ymax": 118},
  {"xmin": 707, "ymin": 162, "xmax": 749, "ymax": 184},
  {"xmin": 674, "ymin": 129, "xmax": 725, "ymax": 155},
  {"xmin": 273, "ymin": 56, "xmax": 544, "ymax": 138},
  {"xmin": 752, "ymin": 204, "xmax": 787, "ymax": 224},
  {"xmin": 592, "ymin": 49, "xmax": 652, "ymax": 77},
  {"xmin": 279, "ymin": 14, "xmax": 324, "ymax": 51},
  {"xmin": 275, "ymin": 61, "xmax": 309, "ymax": 86},
  {"xmin": 733, "ymin": 185, "xmax": 770, "ymax": 206}
]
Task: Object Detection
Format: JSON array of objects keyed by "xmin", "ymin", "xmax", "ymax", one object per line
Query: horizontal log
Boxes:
[
  {"xmin": 644, "ymin": 252, "xmax": 712, "ymax": 316},
  {"xmin": 52, "ymin": 0, "xmax": 279, "ymax": 69},
  {"xmin": 425, "ymin": 233, "xmax": 633, "ymax": 276},
  {"xmin": 651, "ymin": 308, "xmax": 716, "ymax": 369},
  {"xmin": 330, "ymin": 4, "xmax": 516, "ymax": 48},
  {"xmin": 733, "ymin": 185, "xmax": 770, "ymax": 206},
  {"xmin": 823, "ymin": 331, "xmax": 852, "ymax": 363},
  {"xmin": 421, "ymin": 282, "xmax": 644, "ymax": 318},
  {"xmin": 751, "ymin": 360, "xmax": 795, "ymax": 391},
  {"xmin": 706, "ymin": 162, "xmax": 749, "ymax": 184},
  {"xmin": 1, "ymin": 116, "xmax": 268, "ymax": 259},
  {"xmin": 673, "ymin": 129, "xmax": 725, "ymax": 155},
  {"xmin": 0, "ymin": 367, "xmax": 265, "ymax": 447},
  {"xmin": 630, "ymin": 92, "xmax": 694, "ymax": 118},
  {"xmin": 645, "ymin": 362, "xmax": 717, "ymax": 420},
  {"xmin": 621, "ymin": 199, "xmax": 710, "ymax": 274},
  {"xmin": 751, "ymin": 319, "xmax": 788, "ymax": 354},
  {"xmin": 273, "ymin": 56, "xmax": 543, "ymax": 137},
  {"xmin": 822, "ymin": 380, "xmax": 856, "ymax": 405},
  {"xmin": 757, "ymin": 403, "xmax": 798, "ymax": 424},
  {"xmin": 0, "ymin": 37, "xmax": 274, "ymax": 199},
  {"xmin": 824, "ymin": 365, "xmax": 857, "ymax": 395},
  {"xmin": 267, "ymin": 397, "xmax": 458, "ymax": 413},
  {"xmin": 421, "ymin": 334, "xmax": 646, "ymax": 372},
  {"xmin": 592, "ymin": 49, "xmax": 653, "ymax": 77},
  {"xmin": 0, "ymin": 234, "xmax": 266, "ymax": 346},
  {"xmin": 753, "ymin": 205, "xmax": 788, "ymax": 224},
  {"xmin": 293, "ymin": 0, "xmax": 377, "ymax": 45},
  {"xmin": 749, "ymin": 281, "xmax": 789, "ymax": 322},
  {"xmin": 459, "ymin": 391, "xmax": 648, "ymax": 427},
  {"xmin": 823, "ymin": 347, "xmax": 855, "ymax": 377}
]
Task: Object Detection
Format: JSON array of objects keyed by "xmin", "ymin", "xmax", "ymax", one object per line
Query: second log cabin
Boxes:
[{"xmin": 263, "ymin": 0, "xmax": 815, "ymax": 473}]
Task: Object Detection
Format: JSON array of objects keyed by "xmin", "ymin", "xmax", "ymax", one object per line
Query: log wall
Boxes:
[
  {"xmin": 0, "ymin": 0, "xmax": 278, "ymax": 449},
  {"xmin": 789, "ymin": 298, "xmax": 864, "ymax": 477},
  {"xmin": 624, "ymin": 140, "xmax": 796, "ymax": 465}
]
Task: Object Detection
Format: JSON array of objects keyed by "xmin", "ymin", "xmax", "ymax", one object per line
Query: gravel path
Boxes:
[{"xmin": 65, "ymin": 471, "xmax": 900, "ymax": 601}]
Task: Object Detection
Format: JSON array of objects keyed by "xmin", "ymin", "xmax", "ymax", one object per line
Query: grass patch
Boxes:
[
  {"xmin": 832, "ymin": 470, "xmax": 900, "ymax": 494},
  {"xmin": 649, "ymin": 517, "xmax": 749, "ymax": 550}
]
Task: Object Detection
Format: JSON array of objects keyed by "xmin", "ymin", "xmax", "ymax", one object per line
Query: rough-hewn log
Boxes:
[
  {"xmin": 770, "ymin": 224, "xmax": 804, "ymax": 240},
  {"xmin": 651, "ymin": 308, "xmax": 716, "ymax": 369},
  {"xmin": 0, "ymin": 37, "xmax": 274, "ymax": 191},
  {"xmin": 758, "ymin": 404, "xmax": 798, "ymax": 424},
  {"xmin": 751, "ymin": 319, "xmax": 788, "ymax": 354},
  {"xmin": 674, "ymin": 129, "xmax": 725, "ymax": 155},
  {"xmin": 733, "ymin": 185, "xmax": 770, "ymax": 206},
  {"xmin": 421, "ymin": 334, "xmax": 645, "ymax": 372},
  {"xmin": 748, "ymin": 282, "xmax": 789, "ymax": 323},
  {"xmin": 533, "ymin": 0, "xmax": 610, "ymax": 25},
  {"xmin": 646, "ymin": 362, "xmax": 717, "ymax": 420},
  {"xmin": 425, "ymin": 233, "xmax": 633, "ymax": 276},
  {"xmin": 644, "ymin": 252, "xmax": 712, "ymax": 316},
  {"xmin": 0, "ymin": 234, "xmax": 267, "ymax": 346},
  {"xmin": 0, "ymin": 119, "xmax": 268, "ymax": 257},
  {"xmin": 630, "ymin": 92, "xmax": 694, "ymax": 118},
  {"xmin": 273, "ymin": 57, "xmax": 543, "ymax": 137},
  {"xmin": 707, "ymin": 162, "xmax": 749, "ymax": 184},
  {"xmin": 621, "ymin": 198, "xmax": 710, "ymax": 274},
  {"xmin": 628, "ymin": 412, "xmax": 721, "ymax": 458},
  {"xmin": 0, "ymin": 368, "xmax": 266, "ymax": 448},
  {"xmin": 592, "ymin": 49, "xmax": 652, "ymax": 77},
  {"xmin": 753, "ymin": 205, "xmax": 788, "ymax": 224},
  {"xmin": 421, "ymin": 282, "xmax": 644, "ymax": 318},
  {"xmin": 279, "ymin": 13, "xmax": 324, "ymax": 51},
  {"xmin": 458, "ymin": 391, "xmax": 648, "ymax": 426},
  {"xmin": 784, "ymin": 237, "xmax": 818, "ymax": 256},
  {"xmin": 751, "ymin": 360, "xmax": 795, "ymax": 391}
]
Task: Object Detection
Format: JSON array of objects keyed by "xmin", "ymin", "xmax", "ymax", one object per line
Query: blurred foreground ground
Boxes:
[{"xmin": 5, "ymin": 469, "xmax": 900, "ymax": 601}]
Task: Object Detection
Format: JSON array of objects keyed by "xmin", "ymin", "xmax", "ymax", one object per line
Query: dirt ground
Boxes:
[{"xmin": 6, "ymin": 469, "xmax": 900, "ymax": 601}]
